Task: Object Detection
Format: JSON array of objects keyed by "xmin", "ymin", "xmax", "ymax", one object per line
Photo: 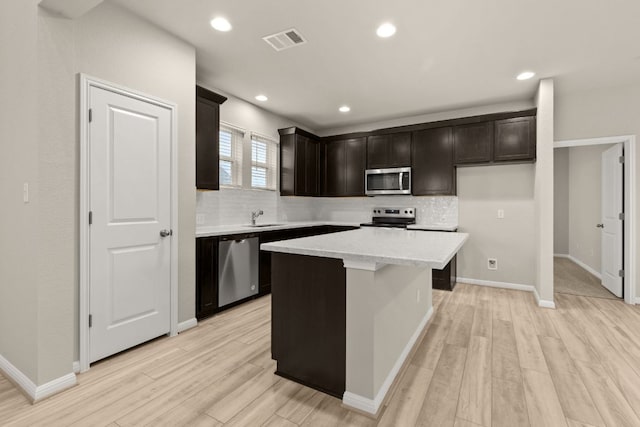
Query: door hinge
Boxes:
[
  {"xmin": 89, "ymin": 314, "xmax": 93, "ymax": 328},
  {"xmin": 88, "ymin": 211, "xmax": 93, "ymax": 225},
  {"xmin": 619, "ymin": 212, "xmax": 625, "ymax": 220},
  {"xmin": 619, "ymin": 269, "xmax": 625, "ymax": 278},
  {"xmin": 619, "ymin": 155, "xmax": 625, "ymax": 163},
  {"xmin": 88, "ymin": 108, "xmax": 92, "ymax": 123}
]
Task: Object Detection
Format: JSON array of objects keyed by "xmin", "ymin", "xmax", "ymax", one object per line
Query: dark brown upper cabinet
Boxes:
[
  {"xmin": 324, "ymin": 140, "xmax": 346, "ymax": 196},
  {"xmin": 453, "ymin": 122, "xmax": 494, "ymax": 165},
  {"xmin": 411, "ymin": 127, "xmax": 456, "ymax": 196},
  {"xmin": 324, "ymin": 137, "xmax": 366, "ymax": 196},
  {"xmin": 196, "ymin": 86, "xmax": 227, "ymax": 190},
  {"xmin": 278, "ymin": 110, "xmax": 535, "ymax": 198},
  {"xmin": 494, "ymin": 116, "xmax": 536, "ymax": 162},
  {"xmin": 279, "ymin": 128, "xmax": 321, "ymax": 196},
  {"xmin": 366, "ymin": 132, "xmax": 411, "ymax": 169}
]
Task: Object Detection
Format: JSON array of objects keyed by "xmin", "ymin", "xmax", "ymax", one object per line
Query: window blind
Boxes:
[
  {"xmin": 219, "ymin": 124, "xmax": 244, "ymax": 187},
  {"xmin": 251, "ymin": 133, "xmax": 278, "ymax": 190}
]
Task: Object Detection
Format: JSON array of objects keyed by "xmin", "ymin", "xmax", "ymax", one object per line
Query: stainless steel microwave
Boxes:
[{"xmin": 365, "ymin": 167, "xmax": 411, "ymax": 196}]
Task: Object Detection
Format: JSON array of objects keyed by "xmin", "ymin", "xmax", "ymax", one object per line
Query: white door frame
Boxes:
[
  {"xmin": 79, "ymin": 74, "xmax": 179, "ymax": 372},
  {"xmin": 554, "ymin": 135, "xmax": 637, "ymax": 305}
]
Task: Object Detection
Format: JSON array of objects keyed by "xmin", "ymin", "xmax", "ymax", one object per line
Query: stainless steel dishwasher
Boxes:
[{"xmin": 218, "ymin": 234, "xmax": 259, "ymax": 308}]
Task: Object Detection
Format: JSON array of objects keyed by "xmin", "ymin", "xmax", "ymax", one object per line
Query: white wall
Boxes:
[
  {"xmin": 35, "ymin": 1, "xmax": 196, "ymax": 379},
  {"xmin": 457, "ymin": 165, "xmax": 536, "ymax": 286},
  {"xmin": 534, "ymin": 79, "xmax": 555, "ymax": 304},
  {"xmin": 0, "ymin": 0, "xmax": 40, "ymax": 384},
  {"xmin": 554, "ymin": 148, "xmax": 570, "ymax": 254},
  {"xmin": 555, "ymin": 82, "xmax": 640, "ymax": 297},
  {"xmin": 74, "ymin": 2, "xmax": 197, "ymax": 326}
]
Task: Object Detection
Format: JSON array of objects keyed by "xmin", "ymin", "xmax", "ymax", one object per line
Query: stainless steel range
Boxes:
[{"xmin": 360, "ymin": 207, "xmax": 416, "ymax": 228}]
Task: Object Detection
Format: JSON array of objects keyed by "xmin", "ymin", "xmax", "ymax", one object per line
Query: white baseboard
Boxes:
[
  {"xmin": 33, "ymin": 373, "xmax": 77, "ymax": 402},
  {"xmin": 566, "ymin": 255, "xmax": 602, "ymax": 280},
  {"xmin": 457, "ymin": 277, "xmax": 535, "ymax": 293},
  {"xmin": 533, "ymin": 287, "xmax": 556, "ymax": 309},
  {"xmin": 72, "ymin": 361, "xmax": 80, "ymax": 374},
  {"xmin": 343, "ymin": 306, "xmax": 434, "ymax": 416},
  {"xmin": 635, "ymin": 297, "xmax": 640, "ymax": 305},
  {"xmin": 177, "ymin": 318, "xmax": 197, "ymax": 333},
  {"xmin": 554, "ymin": 253, "xmax": 570, "ymax": 259},
  {"xmin": 0, "ymin": 353, "xmax": 76, "ymax": 403},
  {"xmin": 457, "ymin": 277, "xmax": 555, "ymax": 309}
]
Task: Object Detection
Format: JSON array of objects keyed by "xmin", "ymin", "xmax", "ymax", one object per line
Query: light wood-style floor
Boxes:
[
  {"xmin": 3, "ymin": 283, "xmax": 640, "ymax": 426},
  {"xmin": 554, "ymin": 256, "xmax": 618, "ymax": 300}
]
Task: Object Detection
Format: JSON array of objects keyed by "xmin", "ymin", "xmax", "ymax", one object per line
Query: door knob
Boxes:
[
  {"xmin": 596, "ymin": 224, "xmax": 604, "ymax": 228},
  {"xmin": 160, "ymin": 229, "xmax": 173, "ymax": 237}
]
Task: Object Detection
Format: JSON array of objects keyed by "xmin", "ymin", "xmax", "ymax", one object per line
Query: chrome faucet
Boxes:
[{"xmin": 251, "ymin": 210, "xmax": 264, "ymax": 226}]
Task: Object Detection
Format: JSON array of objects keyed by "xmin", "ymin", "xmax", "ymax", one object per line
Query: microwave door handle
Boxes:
[{"xmin": 398, "ymin": 172, "xmax": 403, "ymax": 190}]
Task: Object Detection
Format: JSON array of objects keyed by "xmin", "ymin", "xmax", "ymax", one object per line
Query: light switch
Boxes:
[
  {"xmin": 196, "ymin": 214, "xmax": 204, "ymax": 225},
  {"xmin": 497, "ymin": 209, "xmax": 504, "ymax": 219},
  {"xmin": 23, "ymin": 183, "xmax": 29, "ymax": 203}
]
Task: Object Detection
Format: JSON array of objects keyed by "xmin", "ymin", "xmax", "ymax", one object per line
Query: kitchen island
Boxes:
[{"xmin": 261, "ymin": 227, "xmax": 468, "ymax": 416}]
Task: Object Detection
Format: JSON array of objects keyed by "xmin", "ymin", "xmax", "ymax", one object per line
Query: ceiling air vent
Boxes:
[{"xmin": 263, "ymin": 28, "xmax": 307, "ymax": 52}]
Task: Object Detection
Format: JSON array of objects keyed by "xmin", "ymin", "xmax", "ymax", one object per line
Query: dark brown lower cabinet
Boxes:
[
  {"xmin": 259, "ymin": 225, "xmax": 358, "ymax": 294},
  {"xmin": 271, "ymin": 252, "xmax": 346, "ymax": 398},
  {"xmin": 432, "ymin": 255, "xmax": 457, "ymax": 291},
  {"xmin": 196, "ymin": 236, "xmax": 219, "ymax": 320}
]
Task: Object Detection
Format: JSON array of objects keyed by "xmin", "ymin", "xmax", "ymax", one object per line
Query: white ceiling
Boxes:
[{"xmin": 113, "ymin": 0, "xmax": 640, "ymax": 132}]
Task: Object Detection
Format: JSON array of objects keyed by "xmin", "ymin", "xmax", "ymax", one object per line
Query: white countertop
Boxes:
[
  {"xmin": 261, "ymin": 227, "xmax": 468, "ymax": 269},
  {"xmin": 195, "ymin": 221, "xmax": 361, "ymax": 237},
  {"xmin": 407, "ymin": 224, "xmax": 458, "ymax": 232},
  {"xmin": 196, "ymin": 221, "xmax": 459, "ymax": 237}
]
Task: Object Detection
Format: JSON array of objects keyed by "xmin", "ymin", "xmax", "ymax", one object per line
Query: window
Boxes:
[
  {"xmin": 219, "ymin": 124, "xmax": 244, "ymax": 187},
  {"xmin": 251, "ymin": 133, "xmax": 278, "ymax": 190}
]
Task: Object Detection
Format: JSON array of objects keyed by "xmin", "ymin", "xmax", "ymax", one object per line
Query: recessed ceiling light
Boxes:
[
  {"xmin": 255, "ymin": 94, "xmax": 268, "ymax": 102},
  {"xmin": 339, "ymin": 106, "xmax": 351, "ymax": 113},
  {"xmin": 376, "ymin": 23, "xmax": 396, "ymax": 38},
  {"xmin": 210, "ymin": 17, "xmax": 232, "ymax": 32},
  {"xmin": 516, "ymin": 71, "xmax": 535, "ymax": 80}
]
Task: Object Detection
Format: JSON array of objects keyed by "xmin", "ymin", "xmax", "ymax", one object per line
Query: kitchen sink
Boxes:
[{"xmin": 247, "ymin": 223, "xmax": 283, "ymax": 228}]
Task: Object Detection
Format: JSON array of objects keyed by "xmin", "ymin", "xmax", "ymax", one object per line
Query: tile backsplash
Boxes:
[
  {"xmin": 196, "ymin": 188, "xmax": 458, "ymax": 226},
  {"xmin": 312, "ymin": 195, "xmax": 458, "ymax": 225}
]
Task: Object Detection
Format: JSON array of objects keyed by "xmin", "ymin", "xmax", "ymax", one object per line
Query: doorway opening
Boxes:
[{"xmin": 554, "ymin": 135, "xmax": 636, "ymax": 304}]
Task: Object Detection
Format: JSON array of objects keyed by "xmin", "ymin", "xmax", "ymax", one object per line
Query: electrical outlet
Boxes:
[
  {"xmin": 497, "ymin": 209, "xmax": 504, "ymax": 219},
  {"xmin": 23, "ymin": 183, "xmax": 29, "ymax": 203},
  {"xmin": 196, "ymin": 214, "xmax": 205, "ymax": 225},
  {"xmin": 416, "ymin": 289, "xmax": 421, "ymax": 303},
  {"xmin": 488, "ymin": 258, "xmax": 498, "ymax": 270}
]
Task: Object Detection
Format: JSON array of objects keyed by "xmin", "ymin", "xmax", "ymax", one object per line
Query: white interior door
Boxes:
[
  {"xmin": 601, "ymin": 143, "xmax": 624, "ymax": 297},
  {"xmin": 89, "ymin": 85, "xmax": 172, "ymax": 363}
]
